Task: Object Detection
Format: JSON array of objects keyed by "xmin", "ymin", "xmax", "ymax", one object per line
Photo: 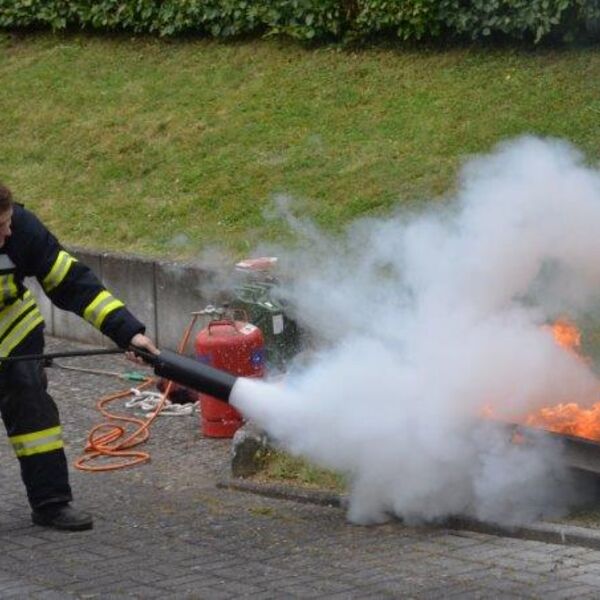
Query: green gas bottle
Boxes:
[{"xmin": 229, "ymin": 258, "xmax": 303, "ymax": 372}]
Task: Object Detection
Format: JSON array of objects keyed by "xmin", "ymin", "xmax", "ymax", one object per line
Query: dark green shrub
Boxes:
[
  {"xmin": 443, "ymin": 0, "xmax": 571, "ymax": 42},
  {"xmin": 261, "ymin": 0, "xmax": 342, "ymax": 40},
  {"xmin": 0, "ymin": 0, "xmax": 598, "ymax": 43},
  {"xmin": 352, "ymin": 0, "xmax": 449, "ymax": 40}
]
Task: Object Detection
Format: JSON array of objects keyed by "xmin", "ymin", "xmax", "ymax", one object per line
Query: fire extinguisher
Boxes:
[{"xmin": 195, "ymin": 309, "xmax": 265, "ymax": 438}]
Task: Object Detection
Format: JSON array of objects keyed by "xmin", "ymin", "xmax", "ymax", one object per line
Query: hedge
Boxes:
[{"xmin": 0, "ymin": 0, "xmax": 599, "ymax": 43}]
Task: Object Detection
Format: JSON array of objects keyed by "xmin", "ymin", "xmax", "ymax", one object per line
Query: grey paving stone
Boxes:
[
  {"xmin": 275, "ymin": 583, "xmax": 332, "ymax": 597},
  {"xmin": 0, "ymin": 585, "xmax": 49, "ymax": 598},
  {"xmin": 571, "ymin": 572, "xmax": 600, "ymax": 587},
  {"xmin": 545, "ymin": 585, "xmax": 600, "ymax": 599},
  {"xmin": 193, "ymin": 587, "xmax": 237, "ymax": 600},
  {"xmin": 31, "ymin": 591, "xmax": 78, "ymax": 599}
]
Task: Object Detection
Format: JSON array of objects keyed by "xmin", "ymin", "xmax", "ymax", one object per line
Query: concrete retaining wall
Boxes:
[{"xmin": 26, "ymin": 247, "xmax": 219, "ymax": 351}]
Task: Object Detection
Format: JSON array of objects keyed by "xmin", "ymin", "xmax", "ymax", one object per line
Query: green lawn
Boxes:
[
  {"xmin": 1, "ymin": 33, "xmax": 600, "ymax": 258},
  {"xmin": 252, "ymin": 448, "xmax": 347, "ymax": 493}
]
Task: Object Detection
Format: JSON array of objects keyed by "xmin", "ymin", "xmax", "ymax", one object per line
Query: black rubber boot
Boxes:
[{"xmin": 31, "ymin": 503, "xmax": 93, "ymax": 531}]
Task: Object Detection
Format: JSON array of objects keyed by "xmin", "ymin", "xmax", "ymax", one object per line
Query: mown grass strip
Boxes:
[
  {"xmin": 1, "ymin": 34, "xmax": 599, "ymax": 257},
  {"xmin": 251, "ymin": 448, "xmax": 347, "ymax": 493}
]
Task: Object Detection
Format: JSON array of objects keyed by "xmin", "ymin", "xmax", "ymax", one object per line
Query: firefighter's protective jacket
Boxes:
[{"xmin": 0, "ymin": 203, "xmax": 144, "ymax": 358}]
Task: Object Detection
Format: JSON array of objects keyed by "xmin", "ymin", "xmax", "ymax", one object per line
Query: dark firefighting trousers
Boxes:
[{"xmin": 0, "ymin": 329, "xmax": 72, "ymax": 509}]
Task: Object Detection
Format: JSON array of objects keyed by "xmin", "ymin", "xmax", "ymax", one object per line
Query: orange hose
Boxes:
[{"xmin": 75, "ymin": 315, "xmax": 199, "ymax": 472}]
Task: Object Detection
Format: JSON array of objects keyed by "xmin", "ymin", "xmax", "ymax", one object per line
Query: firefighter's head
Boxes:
[{"xmin": 0, "ymin": 184, "xmax": 14, "ymax": 247}]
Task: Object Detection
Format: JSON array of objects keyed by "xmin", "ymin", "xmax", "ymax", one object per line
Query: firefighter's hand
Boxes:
[{"xmin": 126, "ymin": 333, "xmax": 159, "ymax": 365}]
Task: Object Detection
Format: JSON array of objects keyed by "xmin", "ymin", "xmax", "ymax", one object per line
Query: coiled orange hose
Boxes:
[{"xmin": 75, "ymin": 315, "xmax": 199, "ymax": 472}]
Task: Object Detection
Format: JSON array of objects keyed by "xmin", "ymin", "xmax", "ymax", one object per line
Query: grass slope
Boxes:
[{"xmin": 1, "ymin": 34, "xmax": 600, "ymax": 258}]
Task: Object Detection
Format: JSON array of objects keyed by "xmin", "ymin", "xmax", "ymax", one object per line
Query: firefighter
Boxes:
[{"xmin": 0, "ymin": 183, "xmax": 158, "ymax": 531}]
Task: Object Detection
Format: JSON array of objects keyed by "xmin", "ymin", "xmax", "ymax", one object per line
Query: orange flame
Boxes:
[
  {"xmin": 519, "ymin": 318, "xmax": 600, "ymax": 441},
  {"xmin": 547, "ymin": 317, "xmax": 581, "ymax": 351},
  {"xmin": 525, "ymin": 402, "xmax": 600, "ymax": 440}
]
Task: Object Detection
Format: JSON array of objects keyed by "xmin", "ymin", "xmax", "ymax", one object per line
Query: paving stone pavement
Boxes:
[{"xmin": 1, "ymin": 337, "xmax": 600, "ymax": 599}]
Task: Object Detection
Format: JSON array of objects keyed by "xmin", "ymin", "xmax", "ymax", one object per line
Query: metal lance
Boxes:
[
  {"xmin": 1, "ymin": 346, "xmax": 239, "ymax": 404},
  {"xmin": 134, "ymin": 348, "xmax": 238, "ymax": 403}
]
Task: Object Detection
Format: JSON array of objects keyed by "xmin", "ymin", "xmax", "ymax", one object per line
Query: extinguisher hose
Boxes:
[
  {"xmin": 1, "ymin": 348, "xmax": 124, "ymax": 363},
  {"xmin": 132, "ymin": 347, "xmax": 237, "ymax": 402}
]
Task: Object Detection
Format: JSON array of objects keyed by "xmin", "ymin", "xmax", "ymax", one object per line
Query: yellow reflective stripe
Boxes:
[
  {"xmin": 10, "ymin": 426, "xmax": 63, "ymax": 458},
  {"xmin": 84, "ymin": 291, "xmax": 124, "ymax": 329},
  {"xmin": 0, "ymin": 274, "xmax": 17, "ymax": 307},
  {"xmin": 42, "ymin": 250, "xmax": 77, "ymax": 293},
  {"xmin": 0, "ymin": 275, "xmax": 7, "ymax": 306},
  {"xmin": 0, "ymin": 308, "xmax": 44, "ymax": 358},
  {"xmin": 10, "ymin": 425, "xmax": 61, "ymax": 445},
  {"xmin": 14, "ymin": 440, "xmax": 64, "ymax": 457},
  {"xmin": 8, "ymin": 274, "xmax": 17, "ymax": 297},
  {"xmin": 0, "ymin": 291, "xmax": 37, "ymax": 340}
]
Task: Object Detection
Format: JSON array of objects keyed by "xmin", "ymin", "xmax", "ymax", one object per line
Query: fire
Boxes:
[
  {"xmin": 546, "ymin": 317, "xmax": 581, "ymax": 351},
  {"xmin": 525, "ymin": 402, "xmax": 600, "ymax": 440},
  {"xmin": 521, "ymin": 317, "xmax": 600, "ymax": 441}
]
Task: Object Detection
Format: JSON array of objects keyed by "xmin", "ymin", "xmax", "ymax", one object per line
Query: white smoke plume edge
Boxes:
[{"xmin": 231, "ymin": 136, "xmax": 600, "ymax": 526}]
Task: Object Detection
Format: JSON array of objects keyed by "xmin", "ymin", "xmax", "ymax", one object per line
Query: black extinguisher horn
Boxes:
[{"xmin": 132, "ymin": 347, "xmax": 237, "ymax": 403}]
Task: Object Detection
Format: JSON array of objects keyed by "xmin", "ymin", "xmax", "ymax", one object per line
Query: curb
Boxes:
[
  {"xmin": 218, "ymin": 477, "xmax": 600, "ymax": 551},
  {"xmin": 445, "ymin": 517, "xmax": 600, "ymax": 551},
  {"xmin": 217, "ymin": 478, "xmax": 346, "ymax": 508}
]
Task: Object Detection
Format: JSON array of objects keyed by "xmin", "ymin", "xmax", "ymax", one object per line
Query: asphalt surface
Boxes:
[{"xmin": 2, "ymin": 337, "xmax": 600, "ymax": 599}]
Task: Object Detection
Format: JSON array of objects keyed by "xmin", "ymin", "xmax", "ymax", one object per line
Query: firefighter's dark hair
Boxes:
[{"xmin": 0, "ymin": 184, "xmax": 13, "ymax": 213}]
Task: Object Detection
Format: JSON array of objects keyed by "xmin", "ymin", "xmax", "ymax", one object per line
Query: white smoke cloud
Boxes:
[{"xmin": 230, "ymin": 136, "xmax": 600, "ymax": 526}]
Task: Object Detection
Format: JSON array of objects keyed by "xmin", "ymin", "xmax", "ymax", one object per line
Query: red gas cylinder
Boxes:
[{"xmin": 195, "ymin": 319, "xmax": 265, "ymax": 438}]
